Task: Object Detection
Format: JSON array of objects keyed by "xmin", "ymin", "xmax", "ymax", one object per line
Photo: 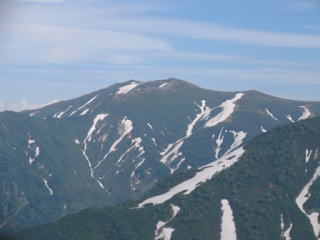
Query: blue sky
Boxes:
[{"xmin": 1, "ymin": 0, "xmax": 320, "ymax": 111}]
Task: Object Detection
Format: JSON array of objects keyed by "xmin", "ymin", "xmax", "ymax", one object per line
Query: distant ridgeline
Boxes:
[{"xmin": 1, "ymin": 78, "xmax": 320, "ymax": 235}]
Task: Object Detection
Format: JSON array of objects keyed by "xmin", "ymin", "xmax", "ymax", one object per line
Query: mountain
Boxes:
[
  {"xmin": 1, "ymin": 78, "xmax": 320, "ymax": 233},
  {"xmin": 8, "ymin": 116, "xmax": 320, "ymax": 240}
]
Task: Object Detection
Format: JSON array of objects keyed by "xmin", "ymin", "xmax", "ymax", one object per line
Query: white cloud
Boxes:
[
  {"xmin": 0, "ymin": 99, "xmax": 42, "ymax": 112},
  {"xmin": 0, "ymin": 101, "xmax": 4, "ymax": 111},
  {"xmin": 0, "ymin": 99, "xmax": 61, "ymax": 112}
]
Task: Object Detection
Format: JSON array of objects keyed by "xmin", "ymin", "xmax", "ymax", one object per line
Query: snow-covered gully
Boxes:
[
  {"xmin": 96, "ymin": 116, "xmax": 134, "ymax": 171},
  {"xmin": 161, "ymin": 93, "xmax": 244, "ymax": 173},
  {"xmin": 160, "ymin": 100, "xmax": 211, "ymax": 173},
  {"xmin": 82, "ymin": 113, "xmax": 109, "ymax": 178},
  {"xmin": 116, "ymin": 82, "xmax": 140, "ymax": 95},
  {"xmin": 296, "ymin": 163, "xmax": 320, "ymax": 239},
  {"xmin": 280, "ymin": 214, "xmax": 293, "ymax": 240},
  {"xmin": 27, "ymin": 138, "xmax": 40, "ymax": 165},
  {"xmin": 43, "ymin": 178, "xmax": 54, "ymax": 196},
  {"xmin": 298, "ymin": 106, "xmax": 311, "ymax": 121},
  {"xmin": 205, "ymin": 93, "xmax": 244, "ymax": 128},
  {"xmin": 138, "ymin": 146, "xmax": 245, "ymax": 207},
  {"xmin": 69, "ymin": 95, "xmax": 98, "ymax": 117},
  {"xmin": 265, "ymin": 108, "xmax": 278, "ymax": 121},
  {"xmin": 154, "ymin": 204, "xmax": 180, "ymax": 240},
  {"xmin": 287, "ymin": 114, "xmax": 295, "ymax": 123},
  {"xmin": 220, "ymin": 199, "xmax": 237, "ymax": 240}
]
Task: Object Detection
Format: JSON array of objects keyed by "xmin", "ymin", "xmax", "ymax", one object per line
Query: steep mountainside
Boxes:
[
  {"xmin": 11, "ymin": 117, "xmax": 320, "ymax": 240},
  {"xmin": 1, "ymin": 78, "xmax": 320, "ymax": 233}
]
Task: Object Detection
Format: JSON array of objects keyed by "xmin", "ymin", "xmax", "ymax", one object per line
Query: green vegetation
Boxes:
[{"xmin": 9, "ymin": 117, "xmax": 320, "ymax": 240}]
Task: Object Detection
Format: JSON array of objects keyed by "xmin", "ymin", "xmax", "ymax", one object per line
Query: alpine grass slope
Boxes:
[{"xmin": 1, "ymin": 78, "xmax": 320, "ymax": 233}]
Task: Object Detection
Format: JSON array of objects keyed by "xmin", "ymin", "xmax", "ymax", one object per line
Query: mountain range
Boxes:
[
  {"xmin": 1, "ymin": 78, "xmax": 320, "ymax": 237},
  {"xmin": 8, "ymin": 108, "xmax": 320, "ymax": 240}
]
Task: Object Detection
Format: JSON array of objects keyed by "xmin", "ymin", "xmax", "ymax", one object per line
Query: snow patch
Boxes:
[
  {"xmin": 280, "ymin": 214, "xmax": 293, "ymax": 240},
  {"xmin": 99, "ymin": 117, "xmax": 133, "ymax": 162},
  {"xmin": 287, "ymin": 115, "xmax": 295, "ymax": 123},
  {"xmin": 159, "ymin": 82, "xmax": 169, "ymax": 88},
  {"xmin": 139, "ymin": 147, "xmax": 245, "ymax": 207},
  {"xmin": 261, "ymin": 126, "xmax": 267, "ymax": 133},
  {"xmin": 80, "ymin": 108, "xmax": 90, "ymax": 116},
  {"xmin": 28, "ymin": 157, "xmax": 35, "ymax": 165},
  {"xmin": 130, "ymin": 157, "xmax": 146, "ymax": 191},
  {"xmin": 205, "ymin": 93, "xmax": 244, "ymax": 128},
  {"xmin": 147, "ymin": 122, "xmax": 153, "ymax": 130},
  {"xmin": 130, "ymin": 140, "xmax": 146, "ymax": 190},
  {"xmin": 94, "ymin": 117, "xmax": 134, "ymax": 176},
  {"xmin": 29, "ymin": 111, "xmax": 38, "ymax": 117},
  {"xmin": 69, "ymin": 95, "xmax": 98, "ymax": 117},
  {"xmin": 54, "ymin": 105, "xmax": 72, "ymax": 119},
  {"xmin": 116, "ymin": 82, "xmax": 140, "ymax": 95},
  {"xmin": 154, "ymin": 204, "xmax": 180, "ymax": 240},
  {"xmin": 220, "ymin": 199, "xmax": 237, "ymax": 240},
  {"xmin": 160, "ymin": 100, "xmax": 213, "ymax": 173},
  {"xmin": 116, "ymin": 137, "xmax": 142, "ymax": 166},
  {"xmin": 215, "ymin": 128, "xmax": 224, "ymax": 159},
  {"xmin": 82, "ymin": 113, "xmax": 109, "ymax": 178},
  {"xmin": 187, "ymin": 100, "xmax": 211, "ymax": 136},
  {"xmin": 27, "ymin": 138, "xmax": 40, "ymax": 165},
  {"xmin": 131, "ymin": 157, "xmax": 146, "ymax": 178},
  {"xmin": 160, "ymin": 140, "xmax": 184, "ymax": 173},
  {"xmin": 35, "ymin": 146, "xmax": 40, "ymax": 158},
  {"xmin": 151, "ymin": 138, "xmax": 157, "ymax": 146},
  {"xmin": 299, "ymin": 106, "xmax": 311, "ymax": 121},
  {"xmin": 213, "ymin": 129, "xmax": 247, "ymax": 160},
  {"xmin": 226, "ymin": 131, "xmax": 247, "ymax": 155},
  {"xmin": 43, "ymin": 178, "xmax": 54, "ymax": 196},
  {"xmin": 296, "ymin": 165, "xmax": 320, "ymax": 239},
  {"xmin": 96, "ymin": 179, "xmax": 108, "ymax": 192},
  {"xmin": 265, "ymin": 108, "xmax": 278, "ymax": 121},
  {"xmin": 306, "ymin": 149, "xmax": 313, "ymax": 164}
]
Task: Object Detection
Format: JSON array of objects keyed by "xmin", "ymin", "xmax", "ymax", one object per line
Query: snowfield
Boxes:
[
  {"xmin": 220, "ymin": 199, "xmax": 237, "ymax": 240},
  {"xmin": 139, "ymin": 146, "xmax": 245, "ymax": 207}
]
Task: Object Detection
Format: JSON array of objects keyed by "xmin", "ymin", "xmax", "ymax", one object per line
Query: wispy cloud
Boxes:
[
  {"xmin": 303, "ymin": 24, "xmax": 320, "ymax": 31},
  {"xmin": 291, "ymin": 0, "xmax": 319, "ymax": 11},
  {"xmin": 1, "ymin": 23, "xmax": 172, "ymax": 64},
  {"xmin": 92, "ymin": 17, "xmax": 320, "ymax": 49},
  {"xmin": 4, "ymin": 65, "xmax": 319, "ymax": 85},
  {"xmin": 16, "ymin": 0, "xmax": 65, "ymax": 3}
]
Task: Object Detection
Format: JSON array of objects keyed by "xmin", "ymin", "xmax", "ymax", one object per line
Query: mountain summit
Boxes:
[{"xmin": 1, "ymin": 79, "xmax": 320, "ymax": 233}]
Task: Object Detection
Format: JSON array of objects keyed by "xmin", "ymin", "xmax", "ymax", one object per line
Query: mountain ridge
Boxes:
[
  {"xmin": 21, "ymin": 78, "xmax": 319, "ymax": 115},
  {"xmin": 1, "ymin": 79, "xmax": 320, "ymax": 233}
]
